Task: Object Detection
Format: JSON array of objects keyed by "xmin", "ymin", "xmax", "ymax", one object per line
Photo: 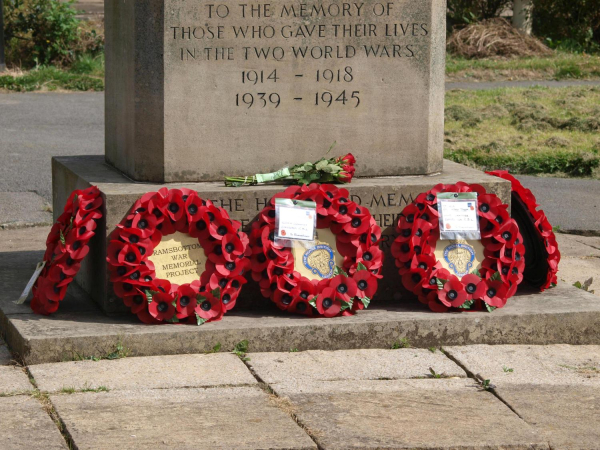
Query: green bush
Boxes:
[
  {"xmin": 533, "ymin": 0, "xmax": 600, "ymax": 53},
  {"xmin": 2, "ymin": 0, "xmax": 103, "ymax": 68}
]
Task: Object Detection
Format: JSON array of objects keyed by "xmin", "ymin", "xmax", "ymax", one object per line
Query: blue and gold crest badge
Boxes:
[
  {"xmin": 442, "ymin": 242, "xmax": 477, "ymax": 277},
  {"xmin": 303, "ymin": 244, "xmax": 335, "ymax": 279}
]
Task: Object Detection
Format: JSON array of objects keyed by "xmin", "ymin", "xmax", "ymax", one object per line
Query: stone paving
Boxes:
[{"xmin": 1, "ymin": 345, "xmax": 599, "ymax": 449}]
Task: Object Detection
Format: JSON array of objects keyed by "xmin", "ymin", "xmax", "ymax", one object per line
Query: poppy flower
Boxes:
[
  {"xmin": 438, "ymin": 276, "xmax": 468, "ymax": 308},
  {"xmin": 500, "ymin": 257, "xmax": 525, "ymax": 284},
  {"xmin": 315, "ymin": 287, "xmax": 343, "ymax": 317},
  {"xmin": 148, "ymin": 292, "xmax": 176, "ymax": 321},
  {"xmin": 185, "ymin": 192, "xmax": 207, "ymax": 223},
  {"xmin": 130, "ymin": 212, "xmax": 157, "ymax": 239},
  {"xmin": 209, "ymin": 216, "xmax": 236, "ymax": 241},
  {"xmin": 353, "ymin": 270, "xmax": 378, "ymax": 299},
  {"xmin": 108, "ymin": 241, "xmax": 142, "ymax": 267},
  {"xmin": 220, "ymin": 287, "xmax": 238, "ymax": 311},
  {"xmin": 121, "ymin": 292, "xmax": 147, "ymax": 314},
  {"xmin": 64, "ymin": 230, "xmax": 90, "ymax": 260},
  {"xmin": 176, "ymin": 284, "xmax": 198, "ymax": 319},
  {"xmin": 331, "ymin": 198, "xmax": 355, "ymax": 223},
  {"xmin": 356, "ymin": 245, "xmax": 383, "ymax": 271},
  {"xmin": 402, "ymin": 266, "xmax": 428, "ymax": 292},
  {"xmin": 136, "ymin": 308, "xmax": 162, "ymax": 324},
  {"xmin": 218, "ymin": 233, "xmax": 244, "ymax": 262},
  {"xmin": 45, "ymin": 265, "xmax": 71, "ymax": 285},
  {"xmin": 342, "ymin": 205, "xmax": 371, "ymax": 235},
  {"xmin": 327, "ymin": 275, "xmax": 357, "ymax": 302},
  {"xmin": 215, "ymin": 258, "xmax": 245, "ymax": 277},
  {"xmin": 53, "ymin": 253, "xmax": 81, "ymax": 277},
  {"xmin": 30, "ymin": 290, "xmax": 59, "ymax": 315},
  {"xmin": 194, "ymin": 292, "xmax": 223, "ymax": 321},
  {"xmin": 475, "ymin": 280, "xmax": 508, "ymax": 308},
  {"xmin": 276, "ymin": 272, "xmax": 299, "ymax": 293},
  {"xmin": 273, "ymin": 289, "xmax": 297, "ymax": 310},
  {"xmin": 225, "ymin": 275, "xmax": 247, "ymax": 296},
  {"xmin": 163, "ymin": 189, "xmax": 184, "ymax": 222},
  {"xmin": 288, "ymin": 296, "xmax": 314, "ymax": 316},
  {"xmin": 416, "ymin": 289, "xmax": 446, "ymax": 312},
  {"xmin": 461, "ymin": 274, "xmax": 482, "ymax": 300},
  {"xmin": 266, "ymin": 260, "xmax": 293, "ymax": 281}
]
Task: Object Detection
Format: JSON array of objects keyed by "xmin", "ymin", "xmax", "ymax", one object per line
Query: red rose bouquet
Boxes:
[{"xmin": 224, "ymin": 151, "xmax": 356, "ymax": 187}]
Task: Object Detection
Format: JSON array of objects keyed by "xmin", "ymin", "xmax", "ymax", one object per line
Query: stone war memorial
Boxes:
[
  {"xmin": 56, "ymin": 0, "xmax": 510, "ymax": 311},
  {"xmin": 4, "ymin": 0, "xmax": 593, "ymax": 365}
]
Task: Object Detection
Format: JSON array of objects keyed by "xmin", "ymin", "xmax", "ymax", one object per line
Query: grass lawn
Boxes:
[
  {"xmin": 0, "ymin": 54, "xmax": 104, "ymax": 92},
  {"xmin": 447, "ymin": 52, "xmax": 600, "ymax": 82},
  {"xmin": 444, "ymin": 86, "xmax": 600, "ymax": 177}
]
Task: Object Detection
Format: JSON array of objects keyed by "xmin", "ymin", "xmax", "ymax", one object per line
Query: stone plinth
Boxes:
[
  {"xmin": 105, "ymin": 0, "xmax": 446, "ymax": 182},
  {"xmin": 52, "ymin": 155, "xmax": 510, "ymax": 314}
]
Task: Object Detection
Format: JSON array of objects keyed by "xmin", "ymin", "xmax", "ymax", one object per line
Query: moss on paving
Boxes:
[{"xmin": 444, "ymin": 86, "xmax": 600, "ymax": 177}]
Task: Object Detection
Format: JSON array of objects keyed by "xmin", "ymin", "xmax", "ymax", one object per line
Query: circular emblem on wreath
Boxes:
[
  {"xmin": 303, "ymin": 244, "xmax": 336, "ymax": 279},
  {"xmin": 107, "ymin": 188, "xmax": 251, "ymax": 325},
  {"xmin": 249, "ymin": 184, "xmax": 383, "ymax": 318},
  {"xmin": 391, "ymin": 182, "xmax": 525, "ymax": 313},
  {"xmin": 31, "ymin": 186, "xmax": 103, "ymax": 315},
  {"xmin": 443, "ymin": 242, "xmax": 476, "ymax": 277}
]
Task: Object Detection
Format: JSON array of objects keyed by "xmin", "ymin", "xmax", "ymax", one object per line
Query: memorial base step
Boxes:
[{"xmin": 52, "ymin": 155, "xmax": 511, "ymax": 314}]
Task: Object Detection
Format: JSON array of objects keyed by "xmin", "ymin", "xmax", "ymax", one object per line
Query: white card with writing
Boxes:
[
  {"xmin": 438, "ymin": 193, "xmax": 481, "ymax": 240},
  {"xmin": 275, "ymin": 199, "xmax": 316, "ymax": 242}
]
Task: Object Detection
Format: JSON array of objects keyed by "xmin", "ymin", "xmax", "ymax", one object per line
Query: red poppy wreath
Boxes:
[
  {"xmin": 107, "ymin": 188, "xmax": 250, "ymax": 325},
  {"xmin": 391, "ymin": 182, "xmax": 525, "ymax": 313},
  {"xmin": 249, "ymin": 184, "xmax": 383, "ymax": 318},
  {"xmin": 31, "ymin": 186, "xmax": 103, "ymax": 315},
  {"xmin": 486, "ymin": 170, "xmax": 560, "ymax": 291}
]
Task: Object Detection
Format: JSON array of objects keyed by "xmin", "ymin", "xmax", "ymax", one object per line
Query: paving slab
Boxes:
[
  {"xmin": 51, "ymin": 386, "xmax": 316, "ymax": 449},
  {"xmin": 248, "ymin": 349, "xmax": 465, "ymax": 385},
  {"xmin": 557, "ymin": 258, "xmax": 600, "ymax": 296},
  {"xmin": 444, "ymin": 344, "xmax": 600, "ymax": 386},
  {"xmin": 0, "ymin": 192, "xmax": 52, "ymax": 229},
  {"xmin": 555, "ymin": 233, "xmax": 600, "ymax": 259},
  {"xmin": 29, "ymin": 353, "xmax": 256, "ymax": 393},
  {"xmin": 272, "ymin": 378, "xmax": 547, "ymax": 449},
  {"xmin": 0, "ymin": 396, "xmax": 66, "ymax": 449},
  {"xmin": 0, "ymin": 365, "xmax": 33, "ymax": 394},
  {"xmin": 444, "ymin": 345, "xmax": 600, "ymax": 448},
  {"xmin": 497, "ymin": 384, "xmax": 600, "ymax": 450}
]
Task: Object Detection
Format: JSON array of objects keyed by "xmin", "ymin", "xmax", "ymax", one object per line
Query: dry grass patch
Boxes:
[{"xmin": 448, "ymin": 18, "xmax": 553, "ymax": 59}]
